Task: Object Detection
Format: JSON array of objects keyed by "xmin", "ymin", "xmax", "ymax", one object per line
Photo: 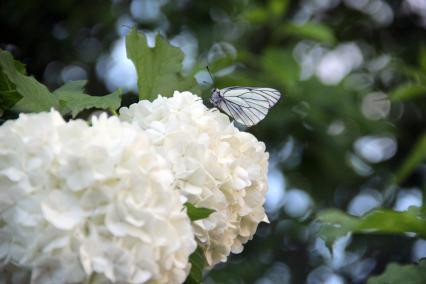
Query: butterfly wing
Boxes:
[{"xmin": 215, "ymin": 87, "xmax": 281, "ymax": 126}]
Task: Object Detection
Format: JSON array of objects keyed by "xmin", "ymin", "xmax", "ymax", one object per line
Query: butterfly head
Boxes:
[{"xmin": 210, "ymin": 88, "xmax": 222, "ymax": 106}]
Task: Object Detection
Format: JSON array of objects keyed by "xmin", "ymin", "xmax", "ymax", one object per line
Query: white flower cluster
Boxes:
[
  {"xmin": 0, "ymin": 111, "xmax": 196, "ymax": 284},
  {"xmin": 0, "ymin": 91, "xmax": 269, "ymax": 283},
  {"xmin": 120, "ymin": 91, "xmax": 269, "ymax": 265}
]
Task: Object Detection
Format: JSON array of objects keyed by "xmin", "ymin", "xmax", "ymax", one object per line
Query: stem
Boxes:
[{"xmin": 110, "ymin": 108, "xmax": 118, "ymax": 116}]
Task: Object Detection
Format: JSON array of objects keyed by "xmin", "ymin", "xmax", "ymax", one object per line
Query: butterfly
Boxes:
[{"xmin": 206, "ymin": 68, "xmax": 282, "ymax": 126}]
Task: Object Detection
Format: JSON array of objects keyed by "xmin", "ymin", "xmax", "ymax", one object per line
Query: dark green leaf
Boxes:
[
  {"xmin": 391, "ymin": 84, "xmax": 426, "ymax": 101},
  {"xmin": 185, "ymin": 246, "xmax": 207, "ymax": 284},
  {"xmin": 125, "ymin": 28, "xmax": 198, "ymax": 100},
  {"xmin": 395, "ymin": 133, "xmax": 426, "ymax": 183},
  {"xmin": 54, "ymin": 81, "xmax": 122, "ymax": 117},
  {"xmin": 317, "ymin": 207, "xmax": 426, "ymax": 243},
  {"xmin": 367, "ymin": 260, "xmax": 426, "ymax": 284},
  {"xmin": 0, "ymin": 49, "xmax": 58, "ymax": 113},
  {"xmin": 184, "ymin": 203, "xmax": 215, "ymax": 221}
]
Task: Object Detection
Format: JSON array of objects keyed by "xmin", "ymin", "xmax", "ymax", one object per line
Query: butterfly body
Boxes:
[
  {"xmin": 210, "ymin": 86, "xmax": 281, "ymax": 127},
  {"xmin": 210, "ymin": 88, "xmax": 223, "ymax": 105}
]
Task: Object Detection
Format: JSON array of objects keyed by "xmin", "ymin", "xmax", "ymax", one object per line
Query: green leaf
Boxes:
[
  {"xmin": 395, "ymin": 133, "xmax": 426, "ymax": 183},
  {"xmin": 13, "ymin": 60, "xmax": 27, "ymax": 75},
  {"xmin": 184, "ymin": 246, "xmax": 207, "ymax": 284},
  {"xmin": 184, "ymin": 203, "xmax": 215, "ymax": 221},
  {"xmin": 317, "ymin": 207, "xmax": 426, "ymax": 243},
  {"xmin": 420, "ymin": 45, "xmax": 426, "ymax": 72},
  {"xmin": 125, "ymin": 28, "xmax": 198, "ymax": 100},
  {"xmin": 268, "ymin": 0, "xmax": 289, "ymax": 17},
  {"xmin": 0, "ymin": 69, "xmax": 22, "ymax": 113},
  {"xmin": 54, "ymin": 80, "xmax": 87, "ymax": 94},
  {"xmin": 0, "ymin": 58, "xmax": 26, "ymax": 114},
  {"xmin": 367, "ymin": 260, "xmax": 426, "ymax": 284},
  {"xmin": 261, "ymin": 48, "xmax": 300, "ymax": 88},
  {"xmin": 391, "ymin": 83, "xmax": 426, "ymax": 102},
  {"xmin": 244, "ymin": 8, "xmax": 269, "ymax": 24},
  {"xmin": 280, "ymin": 22, "xmax": 336, "ymax": 45},
  {"xmin": 54, "ymin": 80, "xmax": 122, "ymax": 117},
  {"xmin": 0, "ymin": 49, "xmax": 58, "ymax": 112},
  {"xmin": 244, "ymin": 0, "xmax": 289, "ymax": 24}
]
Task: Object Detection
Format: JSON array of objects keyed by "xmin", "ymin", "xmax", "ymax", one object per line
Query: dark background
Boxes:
[{"xmin": 2, "ymin": 0, "xmax": 426, "ymax": 283}]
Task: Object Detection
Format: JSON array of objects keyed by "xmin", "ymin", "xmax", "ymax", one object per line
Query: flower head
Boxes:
[
  {"xmin": 0, "ymin": 110, "xmax": 196, "ymax": 284},
  {"xmin": 120, "ymin": 91, "xmax": 269, "ymax": 265}
]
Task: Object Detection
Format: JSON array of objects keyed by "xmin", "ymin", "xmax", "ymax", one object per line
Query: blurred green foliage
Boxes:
[
  {"xmin": 367, "ymin": 260, "xmax": 426, "ymax": 284},
  {"xmin": 318, "ymin": 207, "xmax": 426, "ymax": 243},
  {"xmin": 2, "ymin": 0, "xmax": 426, "ymax": 283}
]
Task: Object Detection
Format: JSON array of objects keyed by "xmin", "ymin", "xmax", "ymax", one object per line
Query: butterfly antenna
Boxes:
[{"xmin": 206, "ymin": 66, "xmax": 214, "ymax": 86}]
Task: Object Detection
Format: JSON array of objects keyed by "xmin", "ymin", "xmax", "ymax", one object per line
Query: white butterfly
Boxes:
[{"xmin": 210, "ymin": 86, "xmax": 281, "ymax": 126}]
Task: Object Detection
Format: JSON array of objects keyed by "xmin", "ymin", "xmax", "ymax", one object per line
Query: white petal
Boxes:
[{"xmin": 41, "ymin": 191, "xmax": 85, "ymax": 230}]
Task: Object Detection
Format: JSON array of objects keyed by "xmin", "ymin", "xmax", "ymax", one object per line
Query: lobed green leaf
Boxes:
[
  {"xmin": 125, "ymin": 28, "xmax": 198, "ymax": 100},
  {"xmin": 54, "ymin": 80, "xmax": 122, "ymax": 117}
]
